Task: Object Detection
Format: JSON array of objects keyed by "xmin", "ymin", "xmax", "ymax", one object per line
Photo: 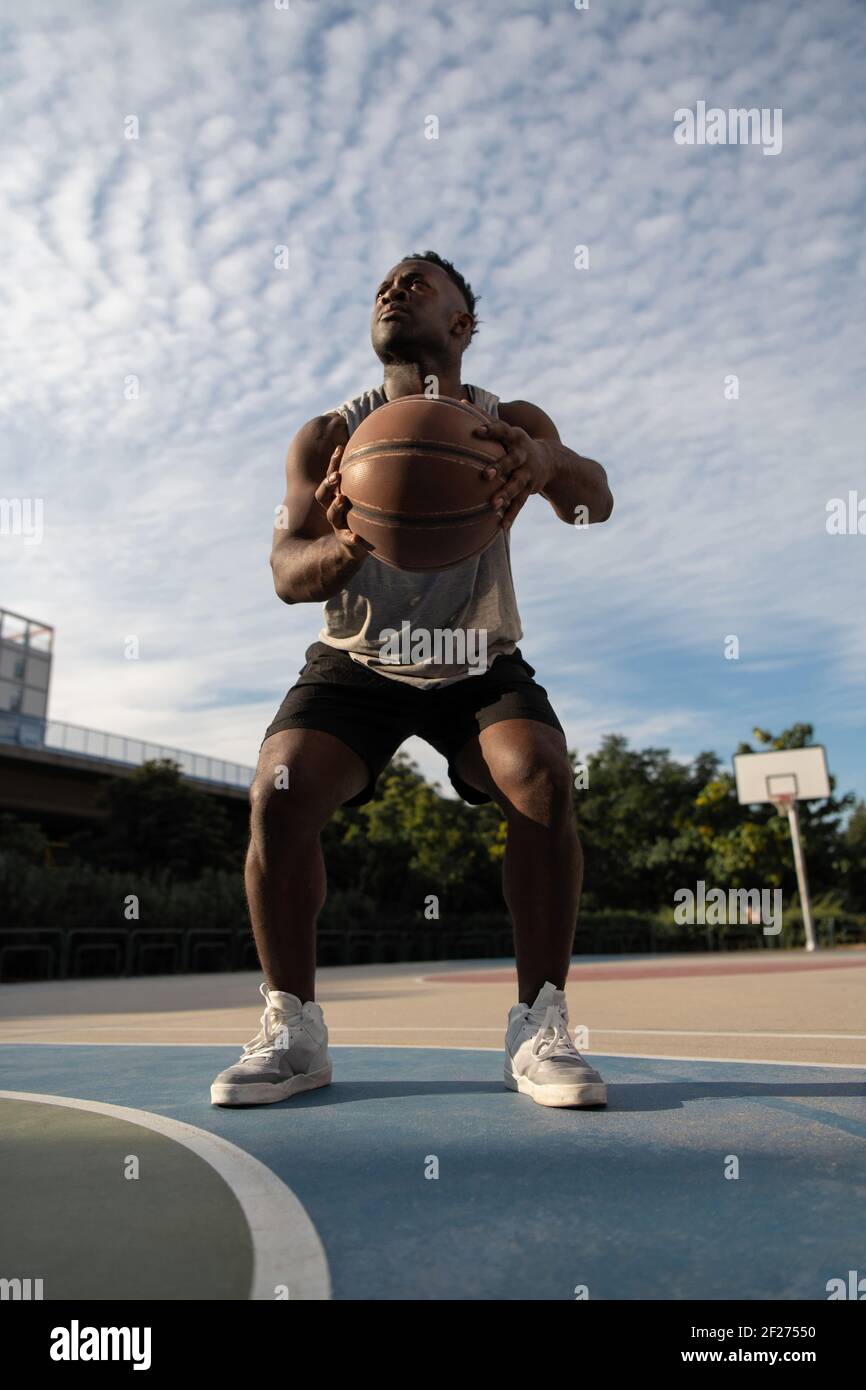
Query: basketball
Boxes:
[{"xmin": 338, "ymin": 394, "xmax": 506, "ymax": 570}]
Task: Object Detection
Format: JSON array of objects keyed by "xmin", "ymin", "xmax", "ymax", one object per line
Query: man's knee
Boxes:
[
  {"xmin": 491, "ymin": 741, "xmax": 575, "ymax": 827},
  {"xmin": 249, "ymin": 729, "xmax": 364, "ymax": 838},
  {"xmin": 248, "ymin": 772, "xmax": 320, "ymax": 836}
]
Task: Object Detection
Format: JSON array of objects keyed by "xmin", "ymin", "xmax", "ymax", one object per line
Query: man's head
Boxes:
[{"xmin": 371, "ymin": 251, "xmax": 480, "ymax": 368}]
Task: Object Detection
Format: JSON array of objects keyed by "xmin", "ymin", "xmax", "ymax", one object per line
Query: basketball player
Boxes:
[{"xmin": 211, "ymin": 252, "xmax": 613, "ymax": 1110}]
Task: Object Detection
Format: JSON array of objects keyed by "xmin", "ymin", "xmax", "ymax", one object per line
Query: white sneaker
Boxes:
[
  {"xmin": 210, "ymin": 982, "xmax": 332, "ymax": 1106},
  {"xmin": 505, "ymin": 981, "xmax": 607, "ymax": 1108}
]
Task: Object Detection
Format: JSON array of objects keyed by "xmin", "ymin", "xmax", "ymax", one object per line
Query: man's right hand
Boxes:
[
  {"xmin": 314, "ymin": 444, "xmax": 374, "ymax": 564},
  {"xmin": 271, "ymin": 415, "xmax": 375, "ymax": 604}
]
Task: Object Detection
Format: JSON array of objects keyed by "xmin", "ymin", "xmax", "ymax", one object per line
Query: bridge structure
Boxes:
[{"xmin": 0, "ymin": 711, "xmax": 253, "ymax": 842}]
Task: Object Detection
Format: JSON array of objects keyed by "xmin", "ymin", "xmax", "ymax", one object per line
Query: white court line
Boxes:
[
  {"xmin": 334, "ymin": 1045, "xmax": 865, "ymax": 1070},
  {"xmin": 328, "ymin": 1027, "xmax": 866, "ymax": 1041},
  {"xmin": 590, "ymin": 1029, "xmax": 866, "ymax": 1041},
  {"xmin": 336, "ymin": 1046, "xmax": 865, "ymax": 1070},
  {"xmin": 4, "ymin": 1025, "xmax": 866, "ymax": 1040},
  {"xmin": 4, "ymin": 1025, "xmax": 866, "ymax": 1042},
  {"xmin": 0, "ymin": 1090, "xmax": 331, "ymax": 1301},
  {"xmin": 0, "ymin": 1043, "xmax": 863, "ymax": 1069}
]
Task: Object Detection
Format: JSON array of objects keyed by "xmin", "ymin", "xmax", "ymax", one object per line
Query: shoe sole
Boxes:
[
  {"xmin": 211, "ymin": 1061, "xmax": 333, "ymax": 1107},
  {"xmin": 504, "ymin": 1068, "xmax": 607, "ymax": 1108}
]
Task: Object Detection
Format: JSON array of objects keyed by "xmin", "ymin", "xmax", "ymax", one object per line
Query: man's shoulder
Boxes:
[
  {"xmin": 497, "ymin": 398, "xmax": 559, "ymax": 438},
  {"xmin": 497, "ymin": 398, "xmax": 546, "ymax": 424},
  {"xmin": 299, "ymin": 410, "xmax": 350, "ymax": 450},
  {"xmin": 283, "ymin": 411, "xmax": 350, "ymax": 486}
]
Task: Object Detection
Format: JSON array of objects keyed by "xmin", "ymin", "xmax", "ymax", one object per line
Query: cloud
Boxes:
[{"xmin": 1, "ymin": 0, "xmax": 864, "ymax": 801}]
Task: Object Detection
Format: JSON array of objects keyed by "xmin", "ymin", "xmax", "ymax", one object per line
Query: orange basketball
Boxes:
[{"xmin": 338, "ymin": 394, "xmax": 506, "ymax": 570}]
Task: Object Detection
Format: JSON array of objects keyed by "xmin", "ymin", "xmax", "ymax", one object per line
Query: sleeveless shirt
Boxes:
[{"xmin": 320, "ymin": 383, "xmax": 524, "ymax": 688}]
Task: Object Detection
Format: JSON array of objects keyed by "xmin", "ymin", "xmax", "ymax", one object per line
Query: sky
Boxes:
[{"xmin": 2, "ymin": 0, "xmax": 865, "ymax": 802}]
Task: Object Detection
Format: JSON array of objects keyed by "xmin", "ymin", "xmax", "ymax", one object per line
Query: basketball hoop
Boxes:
[{"xmin": 733, "ymin": 747, "xmax": 831, "ymax": 955}]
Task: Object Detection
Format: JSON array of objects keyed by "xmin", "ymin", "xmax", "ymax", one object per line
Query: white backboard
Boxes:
[{"xmin": 733, "ymin": 746, "xmax": 831, "ymax": 806}]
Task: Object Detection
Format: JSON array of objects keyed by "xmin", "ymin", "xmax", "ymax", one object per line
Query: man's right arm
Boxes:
[{"xmin": 270, "ymin": 412, "xmax": 373, "ymax": 604}]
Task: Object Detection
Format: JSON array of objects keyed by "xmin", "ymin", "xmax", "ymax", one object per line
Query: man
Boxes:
[{"xmin": 211, "ymin": 251, "xmax": 613, "ymax": 1111}]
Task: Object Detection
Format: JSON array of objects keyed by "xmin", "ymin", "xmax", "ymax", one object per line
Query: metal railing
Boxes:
[
  {"xmin": 0, "ymin": 711, "xmax": 254, "ymax": 789},
  {"xmin": 0, "ymin": 925, "xmax": 516, "ymax": 982},
  {"xmin": 3, "ymin": 918, "xmax": 860, "ymax": 982}
]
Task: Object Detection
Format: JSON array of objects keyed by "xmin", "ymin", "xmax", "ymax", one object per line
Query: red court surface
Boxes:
[{"xmin": 426, "ymin": 951, "xmax": 866, "ymax": 986}]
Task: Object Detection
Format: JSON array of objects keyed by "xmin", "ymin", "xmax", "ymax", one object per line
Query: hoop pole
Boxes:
[{"xmin": 782, "ymin": 800, "xmax": 817, "ymax": 952}]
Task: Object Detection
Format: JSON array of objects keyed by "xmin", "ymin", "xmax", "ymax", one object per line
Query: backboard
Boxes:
[{"xmin": 733, "ymin": 746, "xmax": 830, "ymax": 806}]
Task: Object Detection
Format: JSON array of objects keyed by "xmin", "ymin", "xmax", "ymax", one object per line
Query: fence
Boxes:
[{"xmin": 2, "ymin": 914, "xmax": 861, "ymax": 983}]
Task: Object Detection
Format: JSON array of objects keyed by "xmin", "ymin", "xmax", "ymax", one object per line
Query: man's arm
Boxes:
[
  {"xmin": 270, "ymin": 412, "xmax": 373, "ymax": 604},
  {"xmin": 480, "ymin": 400, "xmax": 613, "ymax": 528}
]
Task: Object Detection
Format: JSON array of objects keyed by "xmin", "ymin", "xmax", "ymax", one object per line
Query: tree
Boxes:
[
  {"xmin": 839, "ymin": 801, "xmax": 866, "ymax": 912},
  {"xmin": 572, "ymin": 724, "xmax": 853, "ymax": 912},
  {"xmin": 73, "ymin": 759, "xmax": 239, "ymax": 881},
  {"xmin": 572, "ymin": 735, "xmax": 722, "ymax": 909},
  {"xmin": 10, "ymin": 723, "xmax": 857, "ymax": 923},
  {"xmin": 323, "ymin": 751, "xmax": 502, "ymax": 916},
  {"xmin": 0, "ymin": 813, "xmax": 50, "ymax": 865}
]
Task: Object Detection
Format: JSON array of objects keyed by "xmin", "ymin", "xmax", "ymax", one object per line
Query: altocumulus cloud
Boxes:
[{"xmin": 1, "ymin": 0, "xmax": 864, "ymax": 792}]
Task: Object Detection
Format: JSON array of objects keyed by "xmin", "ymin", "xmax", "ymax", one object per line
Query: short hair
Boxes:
[{"xmin": 398, "ymin": 250, "xmax": 480, "ymax": 344}]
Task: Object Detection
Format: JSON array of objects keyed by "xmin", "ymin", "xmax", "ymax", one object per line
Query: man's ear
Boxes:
[{"xmin": 452, "ymin": 312, "xmax": 474, "ymax": 344}]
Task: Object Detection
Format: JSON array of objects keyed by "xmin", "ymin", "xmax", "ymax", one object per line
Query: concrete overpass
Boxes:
[{"xmin": 0, "ymin": 715, "xmax": 253, "ymax": 841}]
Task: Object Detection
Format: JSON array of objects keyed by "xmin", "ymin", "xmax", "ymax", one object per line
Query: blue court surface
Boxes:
[{"xmin": 2, "ymin": 1041, "xmax": 864, "ymax": 1301}]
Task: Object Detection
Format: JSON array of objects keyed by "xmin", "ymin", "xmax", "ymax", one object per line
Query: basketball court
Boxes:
[{"xmin": 2, "ymin": 949, "xmax": 864, "ymax": 1301}]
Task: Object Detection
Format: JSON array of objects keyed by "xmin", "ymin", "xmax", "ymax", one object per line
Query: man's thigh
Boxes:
[
  {"xmin": 419, "ymin": 650, "xmax": 566, "ymax": 806},
  {"xmin": 262, "ymin": 647, "xmax": 418, "ymax": 807}
]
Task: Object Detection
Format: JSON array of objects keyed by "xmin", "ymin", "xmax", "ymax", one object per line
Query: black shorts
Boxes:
[{"xmin": 262, "ymin": 641, "xmax": 564, "ymax": 807}]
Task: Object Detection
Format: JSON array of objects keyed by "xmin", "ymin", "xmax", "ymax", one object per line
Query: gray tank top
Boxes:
[{"xmin": 320, "ymin": 383, "xmax": 523, "ymax": 687}]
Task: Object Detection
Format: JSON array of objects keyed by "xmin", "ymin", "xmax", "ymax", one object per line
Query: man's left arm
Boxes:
[{"xmin": 474, "ymin": 400, "xmax": 613, "ymax": 528}]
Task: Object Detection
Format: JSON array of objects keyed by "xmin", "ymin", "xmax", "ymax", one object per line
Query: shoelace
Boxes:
[
  {"xmin": 528, "ymin": 1003, "xmax": 582, "ymax": 1062},
  {"xmin": 240, "ymin": 982, "xmax": 303, "ymax": 1063}
]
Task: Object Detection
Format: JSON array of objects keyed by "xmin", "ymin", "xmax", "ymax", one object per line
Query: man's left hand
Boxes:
[{"xmin": 472, "ymin": 420, "xmax": 554, "ymax": 530}]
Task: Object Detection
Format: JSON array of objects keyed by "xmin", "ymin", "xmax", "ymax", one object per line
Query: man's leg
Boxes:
[
  {"xmin": 452, "ymin": 719, "xmax": 580, "ymax": 1004},
  {"xmin": 246, "ymin": 726, "xmax": 369, "ymax": 1001}
]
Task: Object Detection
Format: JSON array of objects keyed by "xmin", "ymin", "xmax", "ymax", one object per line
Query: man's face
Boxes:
[{"xmin": 370, "ymin": 260, "xmax": 472, "ymax": 362}]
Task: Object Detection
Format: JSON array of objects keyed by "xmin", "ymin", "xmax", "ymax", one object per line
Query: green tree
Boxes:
[
  {"xmin": 839, "ymin": 800, "xmax": 866, "ymax": 912},
  {"xmin": 572, "ymin": 736, "xmax": 721, "ymax": 909},
  {"xmin": 73, "ymin": 759, "xmax": 239, "ymax": 880},
  {"xmin": 323, "ymin": 752, "xmax": 502, "ymax": 916},
  {"xmin": 0, "ymin": 812, "xmax": 50, "ymax": 865}
]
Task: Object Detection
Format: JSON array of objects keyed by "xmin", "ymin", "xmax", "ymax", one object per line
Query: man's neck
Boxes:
[{"xmin": 382, "ymin": 362, "xmax": 467, "ymax": 402}]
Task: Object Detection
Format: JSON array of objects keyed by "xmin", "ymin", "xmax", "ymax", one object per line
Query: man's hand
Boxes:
[
  {"xmin": 472, "ymin": 420, "xmax": 554, "ymax": 531},
  {"xmin": 314, "ymin": 444, "xmax": 374, "ymax": 561}
]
